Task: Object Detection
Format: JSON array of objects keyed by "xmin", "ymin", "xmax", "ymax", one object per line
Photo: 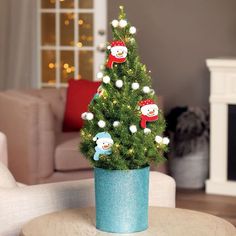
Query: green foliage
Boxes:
[{"xmin": 80, "ymin": 6, "xmax": 168, "ymax": 170}]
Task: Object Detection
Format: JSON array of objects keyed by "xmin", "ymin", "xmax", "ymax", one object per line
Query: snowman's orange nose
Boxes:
[{"xmin": 149, "ymin": 111, "xmax": 154, "ymax": 115}]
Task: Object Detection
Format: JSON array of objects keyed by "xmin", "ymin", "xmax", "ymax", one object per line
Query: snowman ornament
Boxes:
[
  {"xmin": 93, "ymin": 132, "xmax": 114, "ymax": 161},
  {"xmin": 138, "ymin": 99, "xmax": 159, "ymax": 129},
  {"xmin": 106, "ymin": 41, "xmax": 128, "ymax": 69}
]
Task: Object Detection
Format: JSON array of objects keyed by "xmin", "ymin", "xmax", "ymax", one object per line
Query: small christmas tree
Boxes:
[{"xmin": 80, "ymin": 6, "xmax": 169, "ymax": 170}]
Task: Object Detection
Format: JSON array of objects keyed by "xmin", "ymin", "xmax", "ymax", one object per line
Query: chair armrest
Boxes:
[
  {"xmin": 149, "ymin": 172, "xmax": 176, "ymax": 208},
  {"xmin": 0, "ymin": 179, "xmax": 95, "ymax": 236},
  {"xmin": 0, "ymin": 92, "xmax": 55, "ymax": 184}
]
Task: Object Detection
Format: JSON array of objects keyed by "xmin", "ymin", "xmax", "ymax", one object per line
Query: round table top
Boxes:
[{"xmin": 20, "ymin": 207, "xmax": 236, "ymax": 236}]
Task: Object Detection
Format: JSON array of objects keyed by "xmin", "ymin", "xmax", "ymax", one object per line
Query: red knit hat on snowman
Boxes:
[
  {"xmin": 139, "ymin": 99, "xmax": 159, "ymax": 128},
  {"xmin": 106, "ymin": 40, "xmax": 128, "ymax": 69}
]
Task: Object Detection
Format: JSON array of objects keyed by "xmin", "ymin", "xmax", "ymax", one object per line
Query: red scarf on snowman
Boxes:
[
  {"xmin": 139, "ymin": 99, "xmax": 159, "ymax": 129},
  {"xmin": 106, "ymin": 41, "xmax": 127, "ymax": 69}
]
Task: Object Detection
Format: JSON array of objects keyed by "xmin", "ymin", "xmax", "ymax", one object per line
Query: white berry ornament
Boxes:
[
  {"xmin": 113, "ymin": 121, "xmax": 120, "ymax": 127},
  {"xmin": 143, "ymin": 86, "xmax": 151, "ymax": 93},
  {"xmin": 81, "ymin": 112, "xmax": 94, "ymax": 120},
  {"xmin": 129, "ymin": 26, "xmax": 136, "ymax": 34},
  {"xmin": 98, "ymin": 120, "xmax": 106, "ymax": 128},
  {"xmin": 163, "ymin": 137, "xmax": 170, "ymax": 145},
  {"xmin": 129, "ymin": 125, "xmax": 137, "ymax": 133},
  {"xmin": 131, "ymin": 82, "xmax": 140, "ymax": 90},
  {"xmin": 155, "ymin": 136, "xmax": 163, "ymax": 144},
  {"xmin": 111, "ymin": 19, "xmax": 119, "ymax": 28},
  {"xmin": 144, "ymin": 128, "xmax": 151, "ymax": 134},
  {"xmin": 119, "ymin": 19, "xmax": 127, "ymax": 28},
  {"xmin": 86, "ymin": 112, "xmax": 94, "ymax": 120},
  {"xmin": 103, "ymin": 75, "xmax": 110, "ymax": 84},
  {"xmin": 115, "ymin": 80, "xmax": 123, "ymax": 88}
]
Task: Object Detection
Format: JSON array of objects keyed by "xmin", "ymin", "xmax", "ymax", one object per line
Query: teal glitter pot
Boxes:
[{"xmin": 95, "ymin": 166, "xmax": 150, "ymax": 233}]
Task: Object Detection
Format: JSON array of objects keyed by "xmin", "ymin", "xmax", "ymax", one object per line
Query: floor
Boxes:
[{"xmin": 176, "ymin": 189, "xmax": 236, "ymax": 226}]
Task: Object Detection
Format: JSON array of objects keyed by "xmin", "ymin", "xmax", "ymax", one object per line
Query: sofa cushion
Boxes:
[
  {"xmin": 63, "ymin": 79, "xmax": 101, "ymax": 132},
  {"xmin": 55, "ymin": 132, "xmax": 91, "ymax": 171},
  {"xmin": 0, "ymin": 162, "xmax": 17, "ymax": 188},
  {"xmin": 19, "ymin": 88, "xmax": 67, "ymax": 133}
]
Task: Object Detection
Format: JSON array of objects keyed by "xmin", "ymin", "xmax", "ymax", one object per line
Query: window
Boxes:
[{"xmin": 38, "ymin": 0, "xmax": 107, "ymax": 87}]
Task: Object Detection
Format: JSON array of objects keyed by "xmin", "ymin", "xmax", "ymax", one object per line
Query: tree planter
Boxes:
[
  {"xmin": 95, "ymin": 166, "xmax": 150, "ymax": 233},
  {"xmin": 169, "ymin": 144, "xmax": 209, "ymax": 189}
]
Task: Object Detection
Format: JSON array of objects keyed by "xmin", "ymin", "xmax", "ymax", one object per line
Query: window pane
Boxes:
[
  {"xmin": 79, "ymin": 51, "xmax": 93, "ymax": 80},
  {"xmin": 60, "ymin": 0, "xmax": 74, "ymax": 8},
  {"xmin": 78, "ymin": 13, "xmax": 93, "ymax": 47},
  {"xmin": 42, "ymin": 50, "xmax": 56, "ymax": 84},
  {"xmin": 41, "ymin": 13, "xmax": 56, "ymax": 46},
  {"xmin": 60, "ymin": 51, "xmax": 74, "ymax": 83},
  {"xmin": 41, "ymin": 0, "xmax": 55, "ymax": 8},
  {"xmin": 79, "ymin": 0, "xmax": 93, "ymax": 8},
  {"xmin": 60, "ymin": 13, "xmax": 75, "ymax": 46}
]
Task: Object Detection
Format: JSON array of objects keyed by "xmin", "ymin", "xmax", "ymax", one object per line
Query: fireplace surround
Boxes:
[{"xmin": 206, "ymin": 58, "xmax": 236, "ymax": 196}]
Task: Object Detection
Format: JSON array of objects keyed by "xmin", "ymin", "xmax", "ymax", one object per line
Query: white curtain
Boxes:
[{"xmin": 0, "ymin": 0, "xmax": 37, "ymax": 90}]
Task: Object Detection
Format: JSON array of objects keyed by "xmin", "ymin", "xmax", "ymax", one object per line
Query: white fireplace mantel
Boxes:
[{"xmin": 206, "ymin": 58, "xmax": 236, "ymax": 196}]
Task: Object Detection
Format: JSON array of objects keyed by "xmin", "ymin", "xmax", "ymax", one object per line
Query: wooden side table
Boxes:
[{"xmin": 20, "ymin": 207, "xmax": 236, "ymax": 236}]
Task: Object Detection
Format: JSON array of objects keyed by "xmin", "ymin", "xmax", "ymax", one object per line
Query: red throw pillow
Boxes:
[{"xmin": 63, "ymin": 79, "xmax": 101, "ymax": 132}]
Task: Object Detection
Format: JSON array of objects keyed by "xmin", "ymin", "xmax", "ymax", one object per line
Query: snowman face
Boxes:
[
  {"xmin": 111, "ymin": 46, "xmax": 127, "ymax": 59},
  {"xmin": 141, "ymin": 104, "xmax": 158, "ymax": 117},
  {"xmin": 97, "ymin": 138, "xmax": 114, "ymax": 151}
]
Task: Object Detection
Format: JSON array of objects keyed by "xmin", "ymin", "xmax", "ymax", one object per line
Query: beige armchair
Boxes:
[
  {"xmin": 0, "ymin": 89, "xmax": 93, "ymax": 184},
  {"xmin": 0, "ymin": 131, "xmax": 176, "ymax": 236}
]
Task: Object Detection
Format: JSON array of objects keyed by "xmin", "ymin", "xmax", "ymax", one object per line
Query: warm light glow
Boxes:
[
  {"xmin": 48, "ymin": 63, "xmax": 55, "ymax": 69},
  {"xmin": 78, "ymin": 19, "xmax": 84, "ymax": 25},
  {"xmin": 71, "ymin": 66, "xmax": 75, "ymax": 72},
  {"xmin": 64, "ymin": 20, "xmax": 70, "ymax": 26},
  {"xmin": 76, "ymin": 42, "xmax": 83, "ymax": 48},
  {"xmin": 128, "ymin": 149, "xmax": 134, "ymax": 154},
  {"xmin": 66, "ymin": 68, "xmax": 72, "ymax": 73},
  {"xmin": 63, "ymin": 63, "xmax": 69, "ymax": 69},
  {"xmin": 48, "ymin": 80, "xmax": 55, "ymax": 84}
]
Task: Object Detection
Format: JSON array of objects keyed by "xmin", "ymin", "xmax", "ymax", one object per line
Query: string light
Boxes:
[
  {"xmin": 76, "ymin": 42, "xmax": 83, "ymax": 48},
  {"xmin": 78, "ymin": 19, "xmax": 84, "ymax": 25},
  {"xmin": 128, "ymin": 149, "xmax": 134, "ymax": 154},
  {"xmin": 48, "ymin": 63, "xmax": 55, "ymax": 69},
  {"xmin": 66, "ymin": 68, "xmax": 72, "ymax": 73},
  {"xmin": 63, "ymin": 63, "xmax": 69, "ymax": 69},
  {"xmin": 64, "ymin": 20, "xmax": 69, "ymax": 26}
]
